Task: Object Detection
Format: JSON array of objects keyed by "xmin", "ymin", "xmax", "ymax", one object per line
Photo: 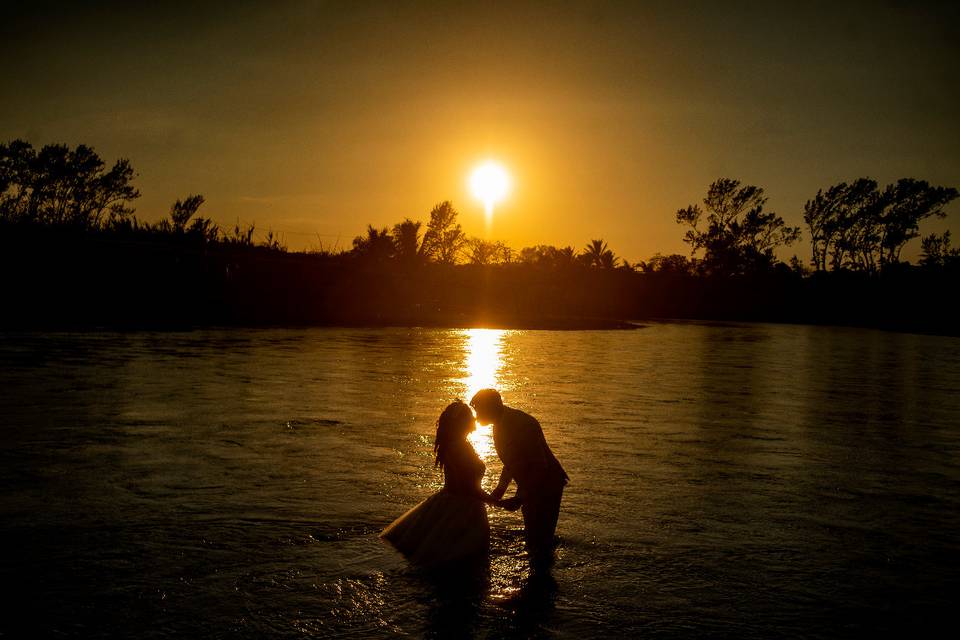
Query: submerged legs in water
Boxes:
[{"xmin": 520, "ymin": 485, "xmax": 563, "ymax": 568}]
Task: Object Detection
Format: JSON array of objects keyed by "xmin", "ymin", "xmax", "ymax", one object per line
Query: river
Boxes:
[{"xmin": 1, "ymin": 322, "xmax": 959, "ymax": 637}]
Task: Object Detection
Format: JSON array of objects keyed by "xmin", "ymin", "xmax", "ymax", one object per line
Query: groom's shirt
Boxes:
[{"xmin": 493, "ymin": 407, "xmax": 569, "ymax": 494}]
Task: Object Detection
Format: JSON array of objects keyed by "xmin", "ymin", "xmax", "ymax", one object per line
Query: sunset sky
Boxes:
[{"xmin": 2, "ymin": 1, "xmax": 958, "ymax": 262}]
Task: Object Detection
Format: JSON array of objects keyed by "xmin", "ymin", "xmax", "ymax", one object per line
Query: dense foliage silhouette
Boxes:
[{"xmin": 2, "ymin": 140, "xmax": 957, "ymax": 333}]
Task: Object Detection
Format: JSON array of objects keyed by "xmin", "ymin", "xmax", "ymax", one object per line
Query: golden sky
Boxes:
[{"xmin": 2, "ymin": 1, "xmax": 958, "ymax": 262}]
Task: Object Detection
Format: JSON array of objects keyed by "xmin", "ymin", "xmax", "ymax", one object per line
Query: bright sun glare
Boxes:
[
  {"xmin": 468, "ymin": 161, "xmax": 511, "ymax": 223},
  {"xmin": 461, "ymin": 328, "xmax": 505, "ymax": 461}
]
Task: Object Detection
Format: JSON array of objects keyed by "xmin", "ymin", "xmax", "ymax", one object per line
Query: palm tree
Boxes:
[
  {"xmin": 554, "ymin": 246, "xmax": 577, "ymax": 267},
  {"xmin": 391, "ymin": 218, "xmax": 422, "ymax": 264},
  {"xmin": 582, "ymin": 239, "xmax": 618, "ymax": 269},
  {"xmin": 352, "ymin": 225, "xmax": 394, "ymax": 261}
]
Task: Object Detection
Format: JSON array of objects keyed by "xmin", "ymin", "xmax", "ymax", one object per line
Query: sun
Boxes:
[{"xmin": 468, "ymin": 161, "xmax": 511, "ymax": 223}]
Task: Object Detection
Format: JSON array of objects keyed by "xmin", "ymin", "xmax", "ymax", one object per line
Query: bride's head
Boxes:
[{"xmin": 433, "ymin": 400, "xmax": 475, "ymax": 470}]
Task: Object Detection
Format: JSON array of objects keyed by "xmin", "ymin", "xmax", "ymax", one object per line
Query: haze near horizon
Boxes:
[{"xmin": 2, "ymin": 1, "xmax": 957, "ymax": 262}]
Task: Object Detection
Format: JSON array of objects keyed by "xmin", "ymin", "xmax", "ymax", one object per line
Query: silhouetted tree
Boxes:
[
  {"xmin": 154, "ymin": 194, "xmax": 219, "ymax": 243},
  {"xmin": 677, "ymin": 178, "xmax": 800, "ymax": 276},
  {"xmin": 170, "ymin": 195, "xmax": 205, "ymax": 231},
  {"xmin": 803, "ymin": 178, "xmax": 958, "ymax": 272},
  {"xmin": 643, "ymin": 253, "xmax": 693, "ymax": 275},
  {"xmin": 421, "ymin": 201, "xmax": 466, "ymax": 264},
  {"xmin": 554, "ymin": 245, "xmax": 577, "ymax": 267},
  {"xmin": 803, "ymin": 178, "xmax": 877, "ymax": 271},
  {"xmin": 920, "ymin": 231, "xmax": 960, "ymax": 269},
  {"xmin": 499, "ymin": 242, "xmax": 514, "ymax": 264},
  {"xmin": 517, "ymin": 246, "xmax": 542, "ymax": 265},
  {"xmin": 465, "ymin": 238, "xmax": 513, "ymax": 265},
  {"xmin": 352, "ymin": 225, "xmax": 394, "ymax": 262},
  {"xmin": 599, "ymin": 250, "xmax": 619, "ymax": 270},
  {"xmin": 465, "ymin": 238, "xmax": 496, "ymax": 266},
  {"xmin": 0, "ymin": 139, "xmax": 139, "ymax": 228},
  {"xmin": 518, "ymin": 245, "xmax": 578, "ymax": 269},
  {"xmin": 877, "ymin": 179, "xmax": 958, "ymax": 266},
  {"xmin": 581, "ymin": 239, "xmax": 618, "ymax": 269},
  {"xmin": 788, "ymin": 255, "xmax": 809, "ymax": 276},
  {"xmin": 0, "ymin": 140, "xmax": 33, "ymax": 220},
  {"xmin": 391, "ymin": 218, "xmax": 423, "ymax": 264}
]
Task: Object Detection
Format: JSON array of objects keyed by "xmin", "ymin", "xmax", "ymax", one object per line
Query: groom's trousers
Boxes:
[{"xmin": 521, "ymin": 483, "xmax": 564, "ymax": 553}]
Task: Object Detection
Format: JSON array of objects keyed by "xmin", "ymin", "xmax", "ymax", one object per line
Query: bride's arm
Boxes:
[{"xmin": 478, "ymin": 466, "xmax": 505, "ymax": 504}]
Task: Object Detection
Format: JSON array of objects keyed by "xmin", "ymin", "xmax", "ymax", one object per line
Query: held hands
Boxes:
[
  {"xmin": 488, "ymin": 468, "xmax": 519, "ymax": 510},
  {"xmin": 496, "ymin": 496, "xmax": 522, "ymax": 512},
  {"xmin": 481, "ymin": 489, "xmax": 521, "ymax": 511}
]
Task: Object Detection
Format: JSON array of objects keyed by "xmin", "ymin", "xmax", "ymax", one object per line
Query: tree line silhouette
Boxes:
[{"xmin": 2, "ymin": 139, "xmax": 958, "ymax": 333}]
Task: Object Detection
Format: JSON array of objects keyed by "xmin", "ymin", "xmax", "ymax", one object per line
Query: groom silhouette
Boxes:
[{"xmin": 470, "ymin": 389, "xmax": 568, "ymax": 557}]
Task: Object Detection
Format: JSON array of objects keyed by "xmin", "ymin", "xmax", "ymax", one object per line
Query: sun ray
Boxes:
[{"xmin": 458, "ymin": 328, "xmax": 506, "ymax": 460}]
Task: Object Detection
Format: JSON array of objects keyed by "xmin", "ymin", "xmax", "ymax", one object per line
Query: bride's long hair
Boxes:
[{"xmin": 433, "ymin": 400, "xmax": 474, "ymax": 471}]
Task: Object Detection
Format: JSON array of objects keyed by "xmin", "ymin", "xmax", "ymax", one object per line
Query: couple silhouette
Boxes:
[{"xmin": 381, "ymin": 389, "xmax": 568, "ymax": 567}]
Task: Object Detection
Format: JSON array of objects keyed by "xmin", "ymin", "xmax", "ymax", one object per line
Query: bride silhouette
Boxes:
[{"xmin": 381, "ymin": 401, "xmax": 498, "ymax": 566}]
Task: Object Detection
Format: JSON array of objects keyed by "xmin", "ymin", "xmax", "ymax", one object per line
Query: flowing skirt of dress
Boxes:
[{"xmin": 380, "ymin": 489, "xmax": 489, "ymax": 567}]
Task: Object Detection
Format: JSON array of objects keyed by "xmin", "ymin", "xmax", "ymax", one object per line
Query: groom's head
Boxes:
[{"xmin": 470, "ymin": 388, "xmax": 504, "ymax": 425}]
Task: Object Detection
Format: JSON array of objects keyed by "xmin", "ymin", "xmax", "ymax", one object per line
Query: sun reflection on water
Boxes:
[{"xmin": 460, "ymin": 328, "xmax": 506, "ymax": 461}]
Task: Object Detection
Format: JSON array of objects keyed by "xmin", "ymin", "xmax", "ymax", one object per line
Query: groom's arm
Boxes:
[
  {"xmin": 489, "ymin": 466, "xmax": 513, "ymax": 501},
  {"xmin": 496, "ymin": 482, "xmax": 524, "ymax": 511}
]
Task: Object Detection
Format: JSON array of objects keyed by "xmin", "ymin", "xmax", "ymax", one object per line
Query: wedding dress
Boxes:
[{"xmin": 381, "ymin": 441, "xmax": 489, "ymax": 566}]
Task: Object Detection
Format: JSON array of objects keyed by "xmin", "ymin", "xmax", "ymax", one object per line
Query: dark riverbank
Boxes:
[{"xmin": 2, "ymin": 226, "xmax": 957, "ymax": 335}]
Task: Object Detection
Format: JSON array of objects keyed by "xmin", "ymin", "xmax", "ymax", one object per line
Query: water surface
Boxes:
[{"xmin": 1, "ymin": 323, "xmax": 959, "ymax": 637}]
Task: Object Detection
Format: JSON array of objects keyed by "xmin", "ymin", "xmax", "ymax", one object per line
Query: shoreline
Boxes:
[{"xmin": 4, "ymin": 315, "xmax": 957, "ymax": 337}]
